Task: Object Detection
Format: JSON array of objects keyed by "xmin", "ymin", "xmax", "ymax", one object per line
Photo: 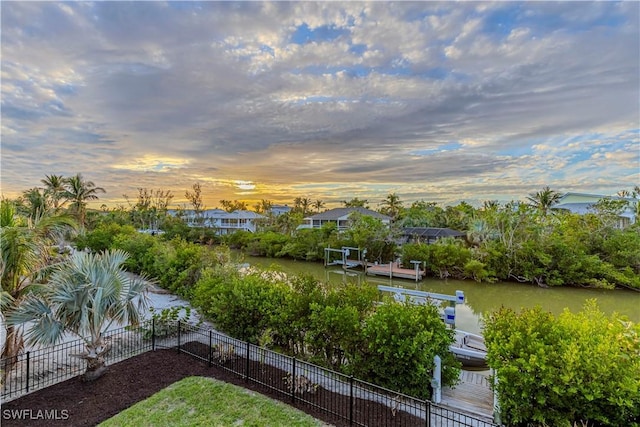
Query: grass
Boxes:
[{"xmin": 99, "ymin": 376, "xmax": 328, "ymax": 427}]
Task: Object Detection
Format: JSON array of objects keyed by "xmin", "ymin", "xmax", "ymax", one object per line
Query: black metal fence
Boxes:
[
  {"xmin": 1, "ymin": 320, "xmax": 500, "ymax": 427},
  {"xmin": 1, "ymin": 323, "xmax": 152, "ymax": 401}
]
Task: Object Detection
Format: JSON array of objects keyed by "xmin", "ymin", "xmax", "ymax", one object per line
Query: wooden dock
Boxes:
[
  {"xmin": 366, "ymin": 262, "xmax": 425, "ymax": 281},
  {"xmin": 441, "ymin": 370, "xmax": 495, "ymax": 421}
]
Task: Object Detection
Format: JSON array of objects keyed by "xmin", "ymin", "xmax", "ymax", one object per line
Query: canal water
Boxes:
[{"xmin": 241, "ymin": 255, "xmax": 640, "ymax": 334}]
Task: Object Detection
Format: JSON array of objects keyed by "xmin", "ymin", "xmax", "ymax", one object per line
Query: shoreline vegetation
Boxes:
[{"xmin": 84, "ymin": 217, "xmax": 640, "ymax": 292}]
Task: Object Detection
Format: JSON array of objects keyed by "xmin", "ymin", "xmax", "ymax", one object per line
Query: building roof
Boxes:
[
  {"xmin": 306, "ymin": 207, "xmax": 391, "ymax": 221},
  {"xmin": 557, "ymin": 192, "xmax": 635, "ymax": 203},
  {"xmin": 169, "ymin": 209, "xmax": 264, "ymax": 219},
  {"xmin": 401, "ymin": 227, "xmax": 466, "ymax": 238},
  {"xmin": 553, "ymin": 202, "xmax": 635, "ymax": 219},
  {"xmin": 227, "ymin": 210, "xmax": 265, "ymax": 219}
]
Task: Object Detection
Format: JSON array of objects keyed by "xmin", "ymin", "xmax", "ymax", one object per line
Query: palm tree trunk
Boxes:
[
  {"xmin": 73, "ymin": 339, "xmax": 112, "ymax": 381},
  {"xmin": 1, "ymin": 325, "xmax": 24, "ymax": 382}
]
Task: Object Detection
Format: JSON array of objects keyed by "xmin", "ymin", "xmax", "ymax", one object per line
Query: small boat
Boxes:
[{"xmin": 450, "ymin": 330, "xmax": 488, "ymax": 368}]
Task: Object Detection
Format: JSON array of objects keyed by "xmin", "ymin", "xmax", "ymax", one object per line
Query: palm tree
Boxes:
[
  {"xmin": 526, "ymin": 186, "xmax": 562, "ymax": 216},
  {"xmin": 64, "ymin": 174, "xmax": 106, "ymax": 227},
  {"xmin": 41, "ymin": 174, "xmax": 68, "ymax": 211},
  {"xmin": 380, "ymin": 192, "xmax": 404, "ymax": 220},
  {"xmin": 482, "ymin": 200, "xmax": 499, "ymax": 211},
  {"xmin": 312, "ymin": 199, "xmax": 325, "ymax": 213},
  {"xmin": 7, "ymin": 249, "xmax": 149, "ymax": 381},
  {"xmin": 20, "ymin": 188, "xmax": 50, "ymax": 220},
  {"xmin": 1, "ymin": 199, "xmax": 76, "ymax": 371},
  {"xmin": 341, "ymin": 198, "xmax": 369, "ymax": 208},
  {"xmin": 633, "ymin": 186, "xmax": 640, "ymax": 216},
  {"xmin": 467, "ymin": 218, "xmax": 500, "ymax": 246}
]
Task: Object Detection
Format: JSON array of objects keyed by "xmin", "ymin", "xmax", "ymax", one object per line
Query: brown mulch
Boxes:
[{"xmin": 1, "ymin": 346, "xmax": 424, "ymax": 427}]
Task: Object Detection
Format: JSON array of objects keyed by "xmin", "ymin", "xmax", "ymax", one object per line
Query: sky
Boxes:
[{"xmin": 1, "ymin": 1, "xmax": 639, "ymax": 210}]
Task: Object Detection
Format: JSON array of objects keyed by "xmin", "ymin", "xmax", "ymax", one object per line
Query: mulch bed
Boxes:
[{"xmin": 2, "ymin": 346, "xmax": 424, "ymax": 427}]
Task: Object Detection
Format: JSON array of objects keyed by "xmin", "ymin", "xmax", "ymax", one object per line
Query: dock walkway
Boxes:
[
  {"xmin": 441, "ymin": 370, "xmax": 495, "ymax": 421},
  {"xmin": 366, "ymin": 262, "xmax": 425, "ymax": 280}
]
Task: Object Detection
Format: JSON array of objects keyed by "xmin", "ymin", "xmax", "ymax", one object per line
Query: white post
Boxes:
[
  {"xmin": 493, "ymin": 368, "xmax": 501, "ymax": 424},
  {"xmin": 432, "ymin": 355, "xmax": 442, "ymax": 404}
]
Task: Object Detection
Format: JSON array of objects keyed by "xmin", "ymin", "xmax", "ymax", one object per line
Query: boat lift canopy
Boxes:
[{"xmin": 377, "ymin": 285, "xmax": 465, "ymax": 304}]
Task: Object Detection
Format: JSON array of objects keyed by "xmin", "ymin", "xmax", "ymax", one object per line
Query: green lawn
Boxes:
[{"xmin": 99, "ymin": 376, "xmax": 329, "ymax": 427}]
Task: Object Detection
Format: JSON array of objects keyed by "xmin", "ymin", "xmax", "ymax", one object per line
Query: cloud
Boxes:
[{"xmin": 1, "ymin": 1, "xmax": 638, "ymax": 208}]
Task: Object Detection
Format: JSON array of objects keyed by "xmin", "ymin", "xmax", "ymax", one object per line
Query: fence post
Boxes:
[
  {"xmin": 425, "ymin": 400, "xmax": 431, "ymax": 427},
  {"xmin": 244, "ymin": 341, "xmax": 250, "ymax": 382},
  {"xmin": 177, "ymin": 321, "xmax": 181, "ymax": 353},
  {"xmin": 152, "ymin": 318, "xmax": 156, "ymax": 351},
  {"xmin": 25, "ymin": 352, "xmax": 30, "ymax": 393},
  {"xmin": 208, "ymin": 330, "xmax": 213, "ymax": 367},
  {"xmin": 432, "ymin": 355, "xmax": 442, "ymax": 404},
  {"xmin": 291, "ymin": 357, "xmax": 296, "ymax": 403},
  {"xmin": 349, "ymin": 375, "xmax": 354, "ymax": 426}
]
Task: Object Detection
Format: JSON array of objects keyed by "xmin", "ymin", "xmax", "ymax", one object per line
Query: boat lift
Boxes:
[
  {"xmin": 324, "ymin": 247, "xmax": 367, "ymax": 269},
  {"xmin": 377, "ymin": 285, "xmax": 465, "ymax": 326}
]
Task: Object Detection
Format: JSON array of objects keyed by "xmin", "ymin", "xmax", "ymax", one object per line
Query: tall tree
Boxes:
[
  {"xmin": 253, "ymin": 199, "xmax": 273, "ymax": 214},
  {"xmin": 220, "ymin": 199, "xmax": 248, "ymax": 213},
  {"xmin": 397, "ymin": 201, "xmax": 443, "ymax": 228},
  {"xmin": 41, "ymin": 174, "xmax": 67, "ymax": 210},
  {"xmin": 7, "ymin": 250, "xmax": 149, "ymax": 381},
  {"xmin": 526, "ymin": 186, "xmax": 562, "ymax": 216},
  {"xmin": 312, "ymin": 199, "xmax": 325, "ymax": 213},
  {"xmin": 124, "ymin": 188, "xmax": 174, "ymax": 230},
  {"xmin": 1, "ymin": 199, "xmax": 76, "ymax": 373},
  {"xmin": 482, "ymin": 200, "xmax": 500, "ymax": 211},
  {"xmin": 185, "ymin": 183, "xmax": 206, "ymax": 225},
  {"xmin": 293, "ymin": 197, "xmax": 312, "ymax": 215},
  {"xmin": 20, "ymin": 188, "xmax": 50, "ymax": 220},
  {"xmin": 379, "ymin": 192, "xmax": 404, "ymax": 220},
  {"xmin": 64, "ymin": 174, "xmax": 106, "ymax": 227},
  {"xmin": 341, "ymin": 198, "xmax": 369, "ymax": 209}
]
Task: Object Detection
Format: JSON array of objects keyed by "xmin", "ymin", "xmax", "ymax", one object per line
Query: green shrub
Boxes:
[
  {"xmin": 268, "ymin": 274, "xmax": 324, "ymax": 356},
  {"xmin": 348, "ymin": 299, "xmax": 460, "ymax": 400},
  {"xmin": 305, "ymin": 283, "xmax": 377, "ymax": 370},
  {"xmin": 484, "ymin": 301, "xmax": 640, "ymax": 426},
  {"xmin": 111, "ymin": 232, "xmax": 159, "ymax": 273},
  {"xmin": 193, "ymin": 268, "xmax": 289, "ymax": 343},
  {"xmin": 138, "ymin": 306, "xmax": 202, "ymax": 339},
  {"xmin": 74, "ymin": 223, "xmax": 137, "ymax": 252},
  {"xmin": 400, "ymin": 243, "xmax": 430, "ymax": 267},
  {"xmin": 463, "ymin": 259, "xmax": 489, "ymax": 282},
  {"xmin": 426, "ymin": 239, "xmax": 471, "ymax": 279}
]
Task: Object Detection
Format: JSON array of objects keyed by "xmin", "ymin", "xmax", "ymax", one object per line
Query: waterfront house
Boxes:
[
  {"xmin": 552, "ymin": 192, "xmax": 637, "ymax": 228},
  {"xmin": 269, "ymin": 204, "xmax": 291, "ymax": 216},
  {"xmin": 299, "ymin": 207, "xmax": 391, "ymax": 231},
  {"xmin": 400, "ymin": 227, "xmax": 466, "ymax": 244},
  {"xmin": 171, "ymin": 209, "xmax": 265, "ymax": 234}
]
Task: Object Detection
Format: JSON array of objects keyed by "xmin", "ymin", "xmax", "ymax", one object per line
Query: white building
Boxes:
[
  {"xmin": 552, "ymin": 192, "xmax": 637, "ymax": 228},
  {"xmin": 171, "ymin": 209, "xmax": 265, "ymax": 234},
  {"xmin": 299, "ymin": 207, "xmax": 391, "ymax": 231}
]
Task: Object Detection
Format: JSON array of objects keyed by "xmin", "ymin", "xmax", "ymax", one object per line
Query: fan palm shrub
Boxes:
[{"xmin": 7, "ymin": 249, "xmax": 149, "ymax": 381}]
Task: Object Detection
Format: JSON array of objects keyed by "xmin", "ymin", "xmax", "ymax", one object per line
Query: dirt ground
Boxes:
[{"xmin": 1, "ymin": 347, "xmax": 424, "ymax": 427}]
